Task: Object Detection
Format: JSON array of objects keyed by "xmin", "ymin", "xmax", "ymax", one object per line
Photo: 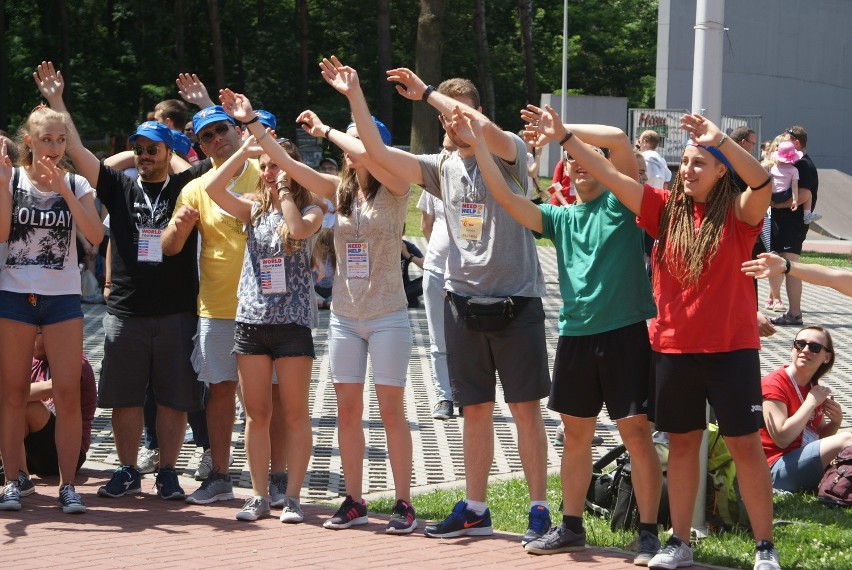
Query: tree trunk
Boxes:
[
  {"xmin": 296, "ymin": 0, "xmax": 308, "ymax": 111},
  {"xmin": 376, "ymin": 0, "xmax": 393, "ymax": 133},
  {"xmin": 175, "ymin": 0, "xmax": 185, "ymax": 73},
  {"xmin": 411, "ymin": 0, "xmax": 445, "ymax": 154},
  {"xmin": 207, "ymin": 0, "xmax": 226, "ymax": 90},
  {"xmin": 517, "ymin": 0, "xmax": 538, "ymax": 106},
  {"xmin": 231, "ymin": 0, "xmax": 244, "ymax": 91},
  {"xmin": 474, "ymin": 0, "xmax": 494, "ymax": 118}
]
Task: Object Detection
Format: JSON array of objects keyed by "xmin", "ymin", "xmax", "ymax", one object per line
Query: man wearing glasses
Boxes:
[{"xmin": 162, "ymin": 106, "xmax": 262, "ymax": 506}]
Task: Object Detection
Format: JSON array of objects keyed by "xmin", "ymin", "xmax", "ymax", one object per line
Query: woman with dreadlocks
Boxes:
[{"xmin": 523, "ymin": 105, "xmax": 780, "ymax": 570}]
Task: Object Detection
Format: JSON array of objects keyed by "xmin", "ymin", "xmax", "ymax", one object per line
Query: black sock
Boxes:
[
  {"xmin": 755, "ymin": 540, "xmax": 774, "ymax": 552},
  {"xmin": 561, "ymin": 515, "xmax": 583, "ymax": 534},
  {"xmin": 639, "ymin": 522, "xmax": 658, "ymax": 536}
]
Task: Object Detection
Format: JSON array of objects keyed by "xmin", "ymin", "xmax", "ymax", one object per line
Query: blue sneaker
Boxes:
[
  {"xmin": 424, "ymin": 500, "xmax": 493, "ymax": 538},
  {"xmin": 521, "ymin": 504, "xmax": 551, "ymax": 545},
  {"xmin": 155, "ymin": 466, "xmax": 186, "ymax": 500},
  {"xmin": 97, "ymin": 465, "xmax": 142, "ymax": 498}
]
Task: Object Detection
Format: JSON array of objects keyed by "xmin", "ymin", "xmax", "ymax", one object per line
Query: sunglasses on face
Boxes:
[
  {"xmin": 792, "ymin": 339, "xmax": 830, "ymax": 354},
  {"xmin": 131, "ymin": 144, "xmax": 160, "ymax": 156},
  {"xmin": 565, "ymin": 147, "xmax": 606, "ymax": 162},
  {"xmin": 198, "ymin": 123, "xmax": 232, "ymax": 144}
]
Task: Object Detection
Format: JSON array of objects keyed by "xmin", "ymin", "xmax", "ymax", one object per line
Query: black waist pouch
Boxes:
[{"xmin": 448, "ymin": 292, "xmax": 529, "ymax": 332}]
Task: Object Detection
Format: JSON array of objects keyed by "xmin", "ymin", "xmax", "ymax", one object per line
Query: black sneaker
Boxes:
[
  {"xmin": 155, "ymin": 466, "xmax": 186, "ymax": 500},
  {"xmin": 58, "ymin": 484, "xmax": 86, "ymax": 514},
  {"xmin": 323, "ymin": 495, "xmax": 368, "ymax": 529},
  {"xmin": 634, "ymin": 529, "xmax": 661, "ymax": 566},
  {"xmin": 97, "ymin": 465, "xmax": 142, "ymax": 498},
  {"xmin": 17, "ymin": 471, "xmax": 35, "ymax": 497},
  {"xmin": 424, "ymin": 500, "xmax": 493, "ymax": 538},
  {"xmin": 521, "ymin": 504, "xmax": 551, "ymax": 545},
  {"xmin": 524, "ymin": 524, "xmax": 586, "ymax": 555},
  {"xmin": 386, "ymin": 499, "xmax": 417, "ymax": 534}
]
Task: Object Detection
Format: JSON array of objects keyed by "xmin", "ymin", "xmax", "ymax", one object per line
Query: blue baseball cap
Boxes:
[
  {"xmin": 192, "ymin": 105, "xmax": 235, "ymax": 136},
  {"xmin": 129, "ymin": 121, "xmax": 175, "ymax": 149},
  {"xmin": 170, "ymin": 129, "xmax": 192, "ymax": 156},
  {"xmin": 254, "ymin": 110, "xmax": 277, "ymax": 131},
  {"xmin": 346, "ymin": 116, "xmax": 392, "ymax": 145}
]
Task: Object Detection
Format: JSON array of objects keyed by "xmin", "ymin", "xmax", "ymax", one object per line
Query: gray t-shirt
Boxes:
[{"xmin": 416, "ymin": 133, "xmax": 545, "ymax": 298}]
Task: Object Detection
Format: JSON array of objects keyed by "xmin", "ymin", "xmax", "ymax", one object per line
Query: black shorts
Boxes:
[
  {"xmin": 24, "ymin": 414, "xmax": 86, "ymax": 476},
  {"xmin": 651, "ymin": 349, "xmax": 763, "ymax": 436},
  {"xmin": 444, "ymin": 296, "xmax": 550, "ymax": 406},
  {"xmin": 770, "ymin": 207, "xmax": 806, "ymax": 255},
  {"xmin": 233, "ymin": 322, "xmax": 316, "ymax": 359},
  {"xmin": 549, "ymin": 321, "xmax": 651, "ymax": 421}
]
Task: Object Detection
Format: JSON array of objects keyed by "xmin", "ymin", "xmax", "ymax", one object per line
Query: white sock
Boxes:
[
  {"xmin": 530, "ymin": 500, "xmax": 548, "ymax": 510},
  {"xmin": 466, "ymin": 499, "xmax": 487, "ymax": 515}
]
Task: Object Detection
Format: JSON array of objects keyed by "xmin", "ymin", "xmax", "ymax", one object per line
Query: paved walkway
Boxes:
[{"xmin": 3, "ymin": 239, "xmax": 850, "ymax": 568}]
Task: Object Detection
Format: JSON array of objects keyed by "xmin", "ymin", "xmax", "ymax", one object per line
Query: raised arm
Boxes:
[
  {"xmin": 525, "ymin": 104, "xmax": 644, "ymax": 216},
  {"xmin": 388, "ymin": 66, "xmax": 517, "ymax": 163},
  {"xmin": 33, "ymin": 61, "xmax": 100, "ymax": 187},
  {"xmin": 176, "ymin": 73, "xmax": 215, "ymax": 109},
  {"xmin": 35, "ymin": 158, "xmax": 103, "ymax": 246},
  {"xmin": 320, "ymin": 56, "xmax": 424, "ymax": 187},
  {"xmin": 680, "ymin": 114, "xmax": 770, "ymax": 226},
  {"xmin": 451, "ymin": 108, "xmax": 542, "ymax": 233},
  {"xmin": 742, "ymin": 252, "xmax": 852, "ymax": 297},
  {"xmin": 0, "ymin": 140, "xmax": 13, "ymax": 242},
  {"xmin": 275, "ymin": 170, "xmax": 323, "ymax": 240},
  {"xmin": 201, "ymin": 135, "xmax": 258, "ymax": 224}
]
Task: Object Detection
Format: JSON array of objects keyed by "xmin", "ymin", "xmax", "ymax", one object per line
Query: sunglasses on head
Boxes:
[
  {"xmin": 131, "ymin": 144, "xmax": 160, "ymax": 156},
  {"xmin": 792, "ymin": 339, "xmax": 830, "ymax": 354},
  {"xmin": 198, "ymin": 123, "xmax": 232, "ymax": 144},
  {"xmin": 785, "ymin": 129, "xmax": 800, "ymax": 141}
]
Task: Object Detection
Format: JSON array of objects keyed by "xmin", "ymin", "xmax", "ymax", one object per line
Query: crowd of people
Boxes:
[{"xmin": 0, "ymin": 57, "xmax": 848, "ymax": 570}]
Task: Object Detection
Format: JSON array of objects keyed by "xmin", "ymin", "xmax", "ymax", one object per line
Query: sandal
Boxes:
[
  {"xmin": 771, "ymin": 299, "xmax": 786, "ymax": 312},
  {"xmin": 770, "ymin": 313, "xmax": 803, "ymax": 326},
  {"xmin": 765, "ymin": 298, "xmax": 774, "ymax": 309}
]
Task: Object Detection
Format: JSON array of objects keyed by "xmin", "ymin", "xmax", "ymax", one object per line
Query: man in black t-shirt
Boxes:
[{"xmin": 770, "ymin": 126, "xmax": 819, "ymax": 327}]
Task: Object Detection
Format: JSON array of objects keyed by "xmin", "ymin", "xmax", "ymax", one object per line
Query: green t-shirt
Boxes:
[{"xmin": 538, "ymin": 191, "xmax": 656, "ymax": 336}]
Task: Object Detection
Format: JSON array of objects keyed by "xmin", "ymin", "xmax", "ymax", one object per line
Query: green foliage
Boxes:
[
  {"xmin": 798, "ymin": 252, "xmax": 852, "ymax": 268},
  {"xmin": 3, "ymin": 1, "xmax": 659, "ymax": 147}
]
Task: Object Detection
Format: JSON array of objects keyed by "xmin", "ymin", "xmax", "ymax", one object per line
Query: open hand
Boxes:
[
  {"xmin": 218, "ymin": 89, "xmax": 254, "ymax": 123},
  {"xmin": 386, "ymin": 67, "xmax": 427, "ymax": 101},
  {"xmin": 521, "ymin": 104, "xmax": 566, "ymax": 147},
  {"xmin": 320, "ymin": 56, "xmax": 361, "ymax": 96},
  {"xmin": 35, "ymin": 158, "xmax": 69, "ymax": 196},
  {"xmin": 0, "ymin": 139, "xmax": 12, "ymax": 182},
  {"xmin": 33, "ymin": 61, "xmax": 64, "ymax": 103},
  {"xmin": 741, "ymin": 252, "xmax": 786, "ymax": 279},
  {"xmin": 680, "ymin": 114, "xmax": 723, "ymax": 147},
  {"xmin": 176, "ymin": 73, "xmax": 214, "ymax": 108}
]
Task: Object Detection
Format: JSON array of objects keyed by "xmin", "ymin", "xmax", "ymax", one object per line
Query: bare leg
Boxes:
[
  {"xmin": 206, "ymin": 380, "xmax": 237, "ymax": 473},
  {"xmin": 111, "ymin": 407, "xmax": 144, "ymax": 467},
  {"xmin": 376, "ymin": 384, "xmax": 412, "ymax": 501},
  {"xmin": 156, "ymin": 405, "xmax": 188, "ymax": 468},
  {"xmin": 0, "ymin": 319, "xmax": 37, "ymax": 480},
  {"xmin": 666, "ymin": 430, "xmax": 703, "ymax": 540},
  {"xmin": 507, "ymin": 400, "xmax": 548, "ymax": 501},
  {"xmin": 461, "ymin": 401, "xmax": 495, "ymax": 502},
  {"xmin": 617, "ymin": 415, "xmax": 662, "ymax": 524},
  {"xmin": 334, "ymin": 383, "xmax": 365, "ymax": 500},
  {"xmin": 560, "ymin": 415, "xmax": 596, "ymax": 515},
  {"xmin": 238, "ymin": 355, "xmax": 274, "ymax": 497},
  {"xmin": 725, "ymin": 433, "xmax": 773, "ymax": 542},
  {"xmin": 269, "ymin": 387, "xmax": 287, "ymax": 474},
  {"xmin": 274, "ymin": 356, "xmax": 313, "ymax": 497}
]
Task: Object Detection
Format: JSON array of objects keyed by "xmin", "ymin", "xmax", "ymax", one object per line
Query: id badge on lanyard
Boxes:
[
  {"xmin": 260, "ymin": 257, "xmax": 287, "ymax": 294},
  {"xmin": 459, "ymin": 202, "xmax": 484, "ymax": 241},
  {"xmin": 346, "ymin": 242, "xmax": 369, "ymax": 279},
  {"xmin": 788, "ymin": 371, "xmax": 820, "ymax": 448},
  {"xmin": 137, "ymin": 176, "xmax": 168, "ymax": 263}
]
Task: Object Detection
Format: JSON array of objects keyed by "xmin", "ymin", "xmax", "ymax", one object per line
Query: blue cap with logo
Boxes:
[
  {"xmin": 254, "ymin": 110, "xmax": 277, "ymax": 131},
  {"xmin": 346, "ymin": 116, "xmax": 392, "ymax": 146},
  {"xmin": 192, "ymin": 105, "xmax": 235, "ymax": 136},
  {"xmin": 129, "ymin": 121, "xmax": 176, "ymax": 150},
  {"xmin": 170, "ymin": 129, "xmax": 192, "ymax": 156}
]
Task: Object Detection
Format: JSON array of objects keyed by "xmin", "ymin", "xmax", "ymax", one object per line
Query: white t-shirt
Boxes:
[
  {"xmin": 416, "ymin": 190, "xmax": 449, "ymax": 275},
  {"xmin": 641, "ymin": 150, "xmax": 672, "ymax": 189},
  {"xmin": 1, "ymin": 167, "xmax": 94, "ymax": 295}
]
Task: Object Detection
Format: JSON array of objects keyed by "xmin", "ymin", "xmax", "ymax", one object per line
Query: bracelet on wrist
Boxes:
[
  {"xmin": 783, "ymin": 258, "xmax": 792, "ymax": 274},
  {"xmin": 244, "ymin": 115, "xmax": 260, "ymax": 126},
  {"xmin": 323, "ymin": 126, "xmax": 333, "ymax": 139},
  {"xmin": 104, "ymin": 281, "xmax": 112, "ymax": 288},
  {"xmin": 716, "ymin": 133, "xmax": 728, "ymax": 148},
  {"xmin": 422, "ymin": 85, "xmax": 435, "ymax": 102},
  {"xmin": 558, "ymin": 131, "xmax": 574, "ymax": 146}
]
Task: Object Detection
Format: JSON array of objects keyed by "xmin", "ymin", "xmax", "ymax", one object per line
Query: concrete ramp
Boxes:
[{"xmin": 814, "ymin": 169, "xmax": 852, "ymax": 240}]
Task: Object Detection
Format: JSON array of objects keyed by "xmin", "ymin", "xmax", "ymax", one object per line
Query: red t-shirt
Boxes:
[
  {"xmin": 548, "ymin": 160, "xmax": 575, "ymax": 205},
  {"xmin": 759, "ymin": 367, "xmax": 825, "ymax": 466},
  {"xmin": 637, "ymin": 185, "xmax": 761, "ymax": 353}
]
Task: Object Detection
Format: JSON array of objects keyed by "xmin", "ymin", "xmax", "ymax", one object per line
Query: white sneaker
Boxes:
[
  {"xmin": 279, "ymin": 496, "xmax": 304, "ymax": 523},
  {"xmin": 802, "ymin": 212, "xmax": 822, "ymax": 224},
  {"xmin": 194, "ymin": 449, "xmax": 213, "ymax": 481},
  {"xmin": 137, "ymin": 447, "xmax": 159, "ymax": 475},
  {"xmin": 754, "ymin": 547, "xmax": 781, "ymax": 570},
  {"xmin": 648, "ymin": 536, "xmax": 693, "ymax": 569},
  {"xmin": 236, "ymin": 496, "xmax": 270, "ymax": 521}
]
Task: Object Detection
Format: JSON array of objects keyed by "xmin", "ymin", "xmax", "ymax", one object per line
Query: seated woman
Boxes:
[{"xmin": 760, "ymin": 326, "xmax": 852, "ymax": 492}]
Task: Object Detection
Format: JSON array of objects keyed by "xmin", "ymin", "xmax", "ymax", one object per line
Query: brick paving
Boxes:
[{"xmin": 3, "ymin": 239, "xmax": 850, "ymax": 568}]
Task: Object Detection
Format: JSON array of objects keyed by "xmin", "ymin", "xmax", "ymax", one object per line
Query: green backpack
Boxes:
[{"xmin": 706, "ymin": 423, "xmax": 749, "ymax": 530}]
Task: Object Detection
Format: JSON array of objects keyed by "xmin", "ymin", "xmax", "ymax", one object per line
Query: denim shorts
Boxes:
[
  {"xmin": 769, "ymin": 439, "xmax": 825, "ymax": 492},
  {"xmin": 0, "ymin": 291, "xmax": 83, "ymax": 326},
  {"xmin": 233, "ymin": 321, "xmax": 315, "ymax": 360},
  {"xmin": 328, "ymin": 309, "xmax": 411, "ymax": 387}
]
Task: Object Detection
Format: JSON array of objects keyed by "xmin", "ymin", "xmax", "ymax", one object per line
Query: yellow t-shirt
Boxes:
[{"xmin": 170, "ymin": 159, "xmax": 260, "ymax": 319}]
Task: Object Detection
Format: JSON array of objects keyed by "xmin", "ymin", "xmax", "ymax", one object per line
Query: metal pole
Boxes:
[
  {"xmin": 690, "ymin": 0, "xmax": 725, "ymax": 537},
  {"xmin": 561, "ymin": 0, "xmax": 568, "ymax": 118}
]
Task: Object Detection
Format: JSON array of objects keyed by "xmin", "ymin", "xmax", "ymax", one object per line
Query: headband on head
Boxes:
[{"xmin": 691, "ymin": 144, "xmax": 733, "ymax": 173}]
